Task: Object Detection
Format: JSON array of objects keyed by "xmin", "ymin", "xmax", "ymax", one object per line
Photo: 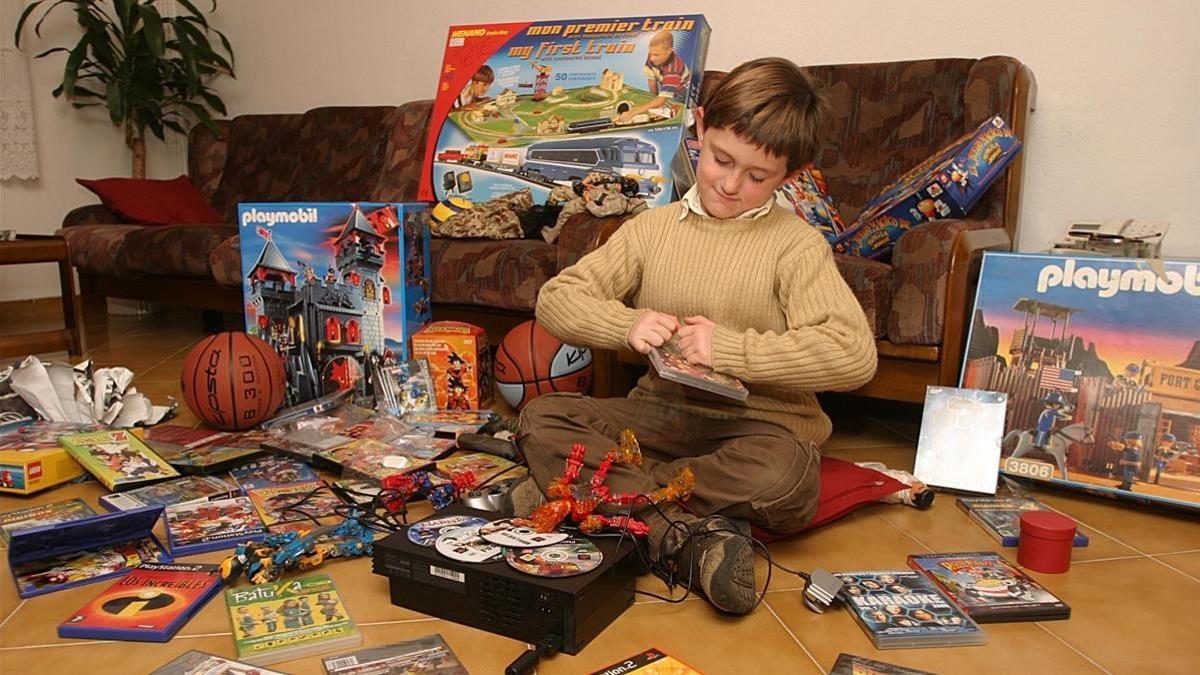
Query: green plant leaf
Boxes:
[
  {"xmin": 137, "ymin": 4, "xmax": 165, "ymax": 56},
  {"xmin": 106, "ymin": 79, "xmax": 124, "ymax": 125},
  {"xmin": 62, "ymin": 39, "xmax": 87, "ymax": 97}
]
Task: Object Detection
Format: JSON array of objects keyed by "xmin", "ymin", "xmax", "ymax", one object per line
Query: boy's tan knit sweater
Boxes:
[{"xmin": 535, "ymin": 201, "xmax": 878, "ymax": 445}]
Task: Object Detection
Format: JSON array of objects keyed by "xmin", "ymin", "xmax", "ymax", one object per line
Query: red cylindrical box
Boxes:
[{"xmin": 1018, "ymin": 511, "xmax": 1077, "ymax": 573}]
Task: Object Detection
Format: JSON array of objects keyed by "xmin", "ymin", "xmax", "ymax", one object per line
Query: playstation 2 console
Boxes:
[{"xmin": 371, "ymin": 505, "xmax": 640, "ymax": 654}]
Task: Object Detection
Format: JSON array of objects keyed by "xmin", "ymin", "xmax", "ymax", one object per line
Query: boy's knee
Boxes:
[
  {"xmin": 516, "ymin": 392, "xmax": 584, "ymax": 436},
  {"xmin": 754, "ymin": 440, "xmax": 820, "ymax": 533}
]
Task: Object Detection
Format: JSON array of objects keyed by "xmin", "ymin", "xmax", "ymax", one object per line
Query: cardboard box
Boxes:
[
  {"xmin": 239, "ymin": 203, "xmax": 432, "ymax": 404},
  {"xmin": 419, "ymin": 15, "xmax": 711, "ymax": 207},
  {"xmin": 411, "ymin": 321, "xmax": 493, "ymax": 410},
  {"xmin": 961, "ymin": 252, "xmax": 1200, "ymax": 513},
  {"xmin": 834, "ymin": 115, "xmax": 1021, "ymax": 259},
  {"xmin": 0, "ymin": 445, "xmax": 85, "ymax": 495}
]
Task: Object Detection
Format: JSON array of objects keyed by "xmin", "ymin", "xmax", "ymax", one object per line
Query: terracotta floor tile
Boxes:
[
  {"xmin": 767, "ymin": 588, "xmax": 1106, "ymax": 674},
  {"xmin": 0, "ymin": 555, "xmax": 21, "ymax": 625},
  {"xmin": 1033, "ymin": 557, "xmax": 1200, "ymax": 673},
  {"xmin": 1035, "ymin": 490, "xmax": 1200, "ymax": 554},
  {"xmin": 1151, "ymin": 550, "xmax": 1200, "ymax": 581}
]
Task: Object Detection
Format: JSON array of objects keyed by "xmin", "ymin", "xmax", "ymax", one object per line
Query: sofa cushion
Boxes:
[
  {"xmin": 76, "ymin": 175, "xmax": 221, "ymax": 226},
  {"xmin": 429, "ymin": 238, "xmax": 557, "ymax": 312},
  {"xmin": 187, "ymin": 120, "xmax": 230, "ymax": 202},
  {"xmin": 371, "ymin": 100, "xmax": 434, "ymax": 202},
  {"xmin": 57, "ymin": 224, "xmax": 143, "ymax": 277},
  {"xmin": 288, "ymin": 106, "xmax": 397, "ymax": 200},
  {"xmin": 209, "ymin": 235, "xmax": 242, "ymax": 288},
  {"xmin": 208, "ymin": 114, "xmax": 307, "ymax": 222},
  {"xmin": 834, "ymin": 255, "xmax": 893, "ymax": 339},
  {"xmin": 117, "ymin": 224, "xmax": 237, "ymax": 278}
]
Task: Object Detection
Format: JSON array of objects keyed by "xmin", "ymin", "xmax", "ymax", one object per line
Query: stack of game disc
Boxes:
[{"xmin": 410, "ymin": 516, "xmax": 603, "ymax": 577}]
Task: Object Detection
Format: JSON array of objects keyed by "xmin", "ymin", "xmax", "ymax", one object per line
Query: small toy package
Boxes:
[
  {"xmin": 7, "ymin": 505, "xmax": 171, "ymax": 598},
  {"xmin": 0, "ymin": 421, "xmax": 91, "ymax": 494},
  {"xmin": 833, "ymin": 115, "xmax": 1021, "ymax": 259},
  {"xmin": 411, "ymin": 321, "xmax": 493, "ymax": 410}
]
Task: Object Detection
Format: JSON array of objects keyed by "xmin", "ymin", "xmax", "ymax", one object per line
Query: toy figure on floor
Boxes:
[
  {"xmin": 529, "ymin": 429, "xmax": 695, "ymax": 536},
  {"xmin": 219, "ymin": 517, "xmax": 374, "ymax": 585}
]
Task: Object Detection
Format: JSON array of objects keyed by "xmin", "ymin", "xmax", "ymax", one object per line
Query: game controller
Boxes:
[{"xmin": 461, "ymin": 478, "xmax": 520, "ymax": 514}]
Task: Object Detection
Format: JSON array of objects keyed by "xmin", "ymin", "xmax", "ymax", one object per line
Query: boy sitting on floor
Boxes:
[{"xmin": 515, "ymin": 57, "xmax": 877, "ymax": 615}]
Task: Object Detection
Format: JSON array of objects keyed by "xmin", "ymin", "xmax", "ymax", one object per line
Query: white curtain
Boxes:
[{"xmin": 1, "ymin": 0, "xmax": 39, "ymax": 180}]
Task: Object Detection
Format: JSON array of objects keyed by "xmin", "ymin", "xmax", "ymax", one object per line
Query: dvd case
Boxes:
[
  {"xmin": 99, "ymin": 474, "xmax": 239, "ymax": 512},
  {"xmin": 834, "ymin": 570, "xmax": 986, "ymax": 649},
  {"xmin": 830, "ymin": 653, "xmax": 934, "ymax": 675},
  {"xmin": 151, "ymin": 650, "xmax": 287, "ymax": 675},
  {"xmin": 323, "ymin": 634, "xmax": 468, "ymax": 674},
  {"xmin": 956, "ymin": 496, "xmax": 1089, "ymax": 547},
  {"xmin": 225, "ymin": 574, "xmax": 361, "ymax": 665},
  {"xmin": 143, "ymin": 424, "xmax": 266, "ymax": 475},
  {"xmin": 58, "ymin": 563, "xmax": 222, "ymax": 642},
  {"xmin": 230, "ymin": 455, "xmax": 321, "ymax": 491},
  {"xmin": 59, "ymin": 429, "xmax": 179, "ymax": 491},
  {"xmin": 588, "ymin": 646, "xmax": 702, "ymax": 675},
  {"xmin": 907, "ymin": 551, "xmax": 1070, "ymax": 622},
  {"xmin": 164, "ymin": 496, "xmax": 268, "ymax": 556},
  {"xmin": 248, "ymin": 481, "xmax": 339, "ymax": 527},
  {"xmin": 0, "ymin": 498, "xmax": 97, "ymax": 544},
  {"xmin": 648, "ymin": 336, "xmax": 749, "ymax": 400}
]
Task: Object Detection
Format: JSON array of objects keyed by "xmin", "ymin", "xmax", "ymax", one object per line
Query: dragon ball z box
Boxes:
[
  {"xmin": 419, "ymin": 15, "xmax": 710, "ymax": 208},
  {"xmin": 833, "ymin": 115, "xmax": 1021, "ymax": 259},
  {"xmin": 239, "ymin": 203, "xmax": 431, "ymax": 405},
  {"xmin": 411, "ymin": 321, "xmax": 493, "ymax": 411}
]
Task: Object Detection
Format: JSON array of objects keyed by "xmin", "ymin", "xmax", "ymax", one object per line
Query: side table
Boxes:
[{"xmin": 0, "ymin": 234, "xmax": 86, "ymax": 358}]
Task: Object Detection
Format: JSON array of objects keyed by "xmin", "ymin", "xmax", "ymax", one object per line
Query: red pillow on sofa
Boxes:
[{"xmin": 77, "ymin": 175, "xmax": 221, "ymax": 226}]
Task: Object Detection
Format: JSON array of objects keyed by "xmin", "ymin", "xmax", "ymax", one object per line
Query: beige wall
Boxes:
[{"xmin": 3, "ymin": 0, "xmax": 1197, "ymax": 301}]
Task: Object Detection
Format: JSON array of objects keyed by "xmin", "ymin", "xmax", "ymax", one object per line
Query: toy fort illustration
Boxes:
[
  {"xmin": 961, "ymin": 253, "xmax": 1200, "ymax": 511},
  {"xmin": 420, "ymin": 15, "xmax": 710, "ymax": 207},
  {"xmin": 239, "ymin": 203, "xmax": 431, "ymax": 405}
]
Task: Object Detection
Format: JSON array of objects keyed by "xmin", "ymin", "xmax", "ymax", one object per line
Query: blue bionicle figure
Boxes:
[{"xmin": 219, "ymin": 515, "xmax": 374, "ymax": 585}]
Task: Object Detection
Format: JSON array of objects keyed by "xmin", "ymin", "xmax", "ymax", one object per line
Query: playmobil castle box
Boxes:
[
  {"xmin": 239, "ymin": 203, "xmax": 431, "ymax": 405},
  {"xmin": 961, "ymin": 252, "xmax": 1200, "ymax": 513},
  {"xmin": 419, "ymin": 15, "xmax": 710, "ymax": 208},
  {"xmin": 833, "ymin": 115, "xmax": 1021, "ymax": 259}
]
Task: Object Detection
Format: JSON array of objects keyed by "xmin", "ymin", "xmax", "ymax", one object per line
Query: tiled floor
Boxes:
[{"xmin": 1, "ymin": 307, "xmax": 1198, "ymax": 674}]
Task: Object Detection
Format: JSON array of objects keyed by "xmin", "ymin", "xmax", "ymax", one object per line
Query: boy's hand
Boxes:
[
  {"xmin": 627, "ymin": 311, "xmax": 679, "ymax": 354},
  {"xmin": 677, "ymin": 316, "xmax": 715, "ymax": 367}
]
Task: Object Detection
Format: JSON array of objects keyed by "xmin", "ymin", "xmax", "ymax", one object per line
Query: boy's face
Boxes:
[
  {"xmin": 648, "ymin": 39, "xmax": 672, "ymax": 66},
  {"xmin": 694, "ymin": 124, "xmax": 797, "ymax": 219},
  {"xmin": 470, "ymin": 79, "xmax": 490, "ymax": 97}
]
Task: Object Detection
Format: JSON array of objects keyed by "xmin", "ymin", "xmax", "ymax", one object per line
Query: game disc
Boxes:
[
  {"xmin": 505, "ymin": 537, "xmax": 603, "ymax": 578},
  {"xmin": 479, "ymin": 518, "xmax": 569, "ymax": 548},
  {"xmin": 407, "ymin": 515, "xmax": 490, "ymax": 547},
  {"xmin": 434, "ymin": 525, "xmax": 503, "ymax": 563}
]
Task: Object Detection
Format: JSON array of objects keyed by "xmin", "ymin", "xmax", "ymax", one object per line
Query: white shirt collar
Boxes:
[{"xmin": 679, "ymin": 184, "xmax": 775, "ymax": 221}]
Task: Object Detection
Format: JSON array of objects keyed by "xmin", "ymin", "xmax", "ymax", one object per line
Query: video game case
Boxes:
[
  {"xmin": 589, "ymin": 646, "xmax": 702, "ymax": 675},
  {"xmin": 247, "ymin": 480, "xmax": 340, "ymax": 527},
  {"xmin": 59, "ymin": 429, "xmax": 179, "ymax": 491},
  {"xmin": 834, "ymin": 570, "xmax": 986, "ymax": 649},
  {"xmin": 830, "ymin": 653, "xmax": 934, "ymax": 675},
  {"xmin": 956, "ymin": 497, "xmax": 1089, "ymax": 547},
  {"xmin": 648, "ymin": 336, "xmax": 749, "ymax": 401},
  {"xmin": 230, "ymin": 455, "xmax": 321, "ymax": 491},
  {"xmin": 907, "ymin": 552, "xmax": 1070, "ymax": 623},
  {"xmin": 406, "ymin": 409, "xmax": 496, "ymax": 439},
  {"xmin": 225, "ymin": 573, "xmax": 361, "ymax": 666},
  {"xmin": 151, "ymin": 650, "xmax": 287, "ymax": 675},
  {"xmin": 165, "ymin": 496, "xmax": 267, "ymax": 556},
  {"xmin": 315, "ymin": 438, "xmax": 434, "ymax": 484},
  {"xmin": 99, "ymin": 474, "xmax": 239, "ymax": 512},
  {"xmin": 436, "ymin": 451, "xmax": 523, "ymax": 486},
  {"xmin": 58, "ymin": 563, "xmax": 222, "ymax": 642},
  {"xmin": 143, "ymin": 424, "xmax": 267, "ymax": 475},
  {"xmin": 322, "ymin": 634, "xmax": 468, "ymax": 674},
  {"xmin": 0, "ymin": 498, "xmax": 97, "ymax": 544}
]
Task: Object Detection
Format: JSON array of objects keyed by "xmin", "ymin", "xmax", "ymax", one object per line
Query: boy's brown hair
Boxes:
[
  {"xmin": 701, "ymin": 57, "xmax": 829, "ymax": 172},
  {"xmin": 473, "ymin": 65, "xmax": 495, "ymax": 84}
]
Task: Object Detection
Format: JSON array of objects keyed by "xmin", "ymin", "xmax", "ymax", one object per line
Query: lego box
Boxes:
[
  {"xmin": 239, "ymin": 203, "xmax": 432, "ymax": 405},
  {"xmin": 0, "ymin": 422, "xmax": 88, "ymax": 495},
  {"xmin": 419, "ymin": 15, "xmax": 710, "ymax": 207},
  {"xmin": 833, "ymin": 115, "xmax": 1021, "ymax": 259},
  {"xmin": 411, "ymin": 321, "xmax": 493, "ymax": 410}
]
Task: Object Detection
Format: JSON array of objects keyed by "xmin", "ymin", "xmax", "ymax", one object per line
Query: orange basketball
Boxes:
[
  {"xmin": 494, "ymin": 320, "xmax": 592, "ymax": 409},
  {"xmin": 179, "ymin": 332, "xmax": 286, "ymax": 431}
]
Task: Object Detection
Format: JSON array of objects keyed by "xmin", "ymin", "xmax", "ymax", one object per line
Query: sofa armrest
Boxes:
[
  {"xmin": 887, "ymin": 218, "xmax": 1010, "ymax": 352},
  {"xmin": 554, "ymin": 212, "xmax": 634, "ymax": 272},
  {"xmin": 62, "ymin": 204, "xmax": 121, "ymax": 228}
]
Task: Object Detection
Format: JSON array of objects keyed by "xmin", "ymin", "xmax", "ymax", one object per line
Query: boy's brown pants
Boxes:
[{"xmin": 515, "ymin": 392, "xmax": 820, "ymax": 559}]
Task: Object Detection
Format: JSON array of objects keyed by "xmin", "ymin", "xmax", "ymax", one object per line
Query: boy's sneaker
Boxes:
[{"xmin": 664, "ymin": 517, "xmax": 757, "ymax": 615}]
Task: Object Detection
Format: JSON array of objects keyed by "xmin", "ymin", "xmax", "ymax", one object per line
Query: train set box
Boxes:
[
  {"xmin": 419, "ymin": 15, "xmax": 711, "ymax": 208},
  {"xmin": 239, "ymin": 203, "xmax": 432, "ymax": 405}
]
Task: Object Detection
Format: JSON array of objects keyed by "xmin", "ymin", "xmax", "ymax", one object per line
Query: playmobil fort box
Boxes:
[
  {"xmin": 239, "ymin": 203, "xmax": 431, "ymax": 405},
  {"xmin": 960, "ymin": 252, "xmax": 1200, "ymax": 513},
  {"xmin": 419, "ymin": 15, "xmax": 710, "ymax": 208},
  {"xmin": 833, "ymin": 115, "xmax": 1021, "ymax": 259}
]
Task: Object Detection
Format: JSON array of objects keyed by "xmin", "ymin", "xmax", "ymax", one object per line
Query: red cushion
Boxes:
[
  {"xmin": 77, "ymin": 175, "xmax": 221, "ymax": 226},
  {"xmin": 752, "ymin": 457, "xmax": 908, "ymax": 542}
]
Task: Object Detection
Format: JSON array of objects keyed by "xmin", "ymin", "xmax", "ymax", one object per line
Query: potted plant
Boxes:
[{"xmin": 14, "ymin": 0, "xmax": 235, "ymax": 178}]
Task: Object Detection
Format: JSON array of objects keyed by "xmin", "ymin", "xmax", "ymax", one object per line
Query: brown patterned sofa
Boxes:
[{"xmin": 60, "ymin": 55, "xmax": 1033, "ymax": 403}]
